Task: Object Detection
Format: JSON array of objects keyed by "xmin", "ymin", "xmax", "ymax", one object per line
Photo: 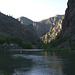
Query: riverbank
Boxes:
[{"xmin": 44, "ymin": 47, "xmax": 75, "ymax": 53}]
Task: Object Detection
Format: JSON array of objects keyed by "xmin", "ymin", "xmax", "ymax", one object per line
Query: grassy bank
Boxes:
[
  {"xmin": 0, "ymin": 35, "xmax": 47, "ymax": 49},
  {"xmin": 44, "ymin": 35, "xmax": 75, "ymax": 53}
]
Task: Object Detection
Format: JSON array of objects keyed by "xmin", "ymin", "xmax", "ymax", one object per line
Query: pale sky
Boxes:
[{"xmin": 0, "ymin": 0, "xmax": 68, "ymax": 21}]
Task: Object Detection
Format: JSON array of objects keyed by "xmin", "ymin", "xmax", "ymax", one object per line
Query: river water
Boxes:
[{"xmin": 0, "ymin": 49, "xmax": 75, "ymax": 75}]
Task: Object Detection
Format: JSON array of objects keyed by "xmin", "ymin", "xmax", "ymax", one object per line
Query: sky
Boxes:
[{"xmin": 0, "ymin": 0, "xmax": 68, "ymax": 21}]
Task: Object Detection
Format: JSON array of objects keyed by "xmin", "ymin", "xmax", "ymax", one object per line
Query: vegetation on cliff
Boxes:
[{"xmin": 0, "ymin": 12, "xmax": 40, "ymax": 42}]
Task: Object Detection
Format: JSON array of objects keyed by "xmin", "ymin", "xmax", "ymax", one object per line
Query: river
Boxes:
[{"xmin": 0, "ymin": 49, "xmax": 75, "ymax": 75}]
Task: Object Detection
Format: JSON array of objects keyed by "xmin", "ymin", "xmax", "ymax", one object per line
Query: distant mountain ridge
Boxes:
[
  {"xmin": 18, "ymin": 15, "xmax": 64, "ymax": 43},
  {"xmin": 18, "ymin": 17, "xmax": 33, "ymax": 25}
]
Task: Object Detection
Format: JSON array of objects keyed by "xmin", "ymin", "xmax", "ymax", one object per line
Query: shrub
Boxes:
[
  {"xmin": 49, "ymin": 36, "xmax": 70, "ymax": 48},
  {"xmin": 0, "ymin": 36, "xmax": 6, "ymax": 44}
]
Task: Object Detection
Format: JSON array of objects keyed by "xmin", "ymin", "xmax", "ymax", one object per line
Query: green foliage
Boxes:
[
  {"xmin": 69, "ymin": 39, "xmax": 75, "ymax": 50},
  {"xmin": 21, "ymin": 42, "xmax": 32, "ymax": 49},
  {"xmin": 45, "ymin": 35, "xmax": 75, "ymax": 52},
  {"xmin": 33, "ymin": 42, "xmax": 47, "ymax": 49},
  {"xmin": 0, "ymin": 35, "xmax": 22, "ymax": 45},
  {"xmin": 0, "ymin": 35, "xmax": 46, "ymax": 49},
  {"xmin": 0, "ymin": 36, "xmax": 6, "ymax": 44},
  {"xmin": 6, "ymin": 35, "xmax": 22, "ymax": 45},
  {"xmin": 49, "ymin": 36, "xmax": 70, "ymax": 48},
  {"xmin": 0, "ymin": 35, "xmax": 22, "ymax": 48}
]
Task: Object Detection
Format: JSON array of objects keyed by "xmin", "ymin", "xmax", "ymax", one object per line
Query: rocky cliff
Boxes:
[
  {"xmin": 61, "ymin": 0, "xmax": 75, "ymax": 37},
  {"xmin": 59, "ymin": 0, "xmax": 75, "ymax": 50},
  {"xmin": 0, "ymin": 12, "xmax": 40, "ymax": 42},
  {"xmin": 33, "ymin": 15, "xmax": 64, "ymax": 38},
  {"xmin": 33, "ymin": 22, "xmax": 50, "ymax": 37},
  {"xmin": 49, "ymin": 0, "xmax": 75, "ymax": 50},
  {"xmin": 37, "ymin": 15, "xmax": 64, "ymax": 43},
  {"xmin": 41, "ymin": 16, "xmax": 63, "ymax": 43}
]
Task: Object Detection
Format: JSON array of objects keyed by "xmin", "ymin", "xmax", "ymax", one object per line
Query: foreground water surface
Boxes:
[{"xmin": 0, "ymin": 49, "xmax": 75, "ymax": 75}]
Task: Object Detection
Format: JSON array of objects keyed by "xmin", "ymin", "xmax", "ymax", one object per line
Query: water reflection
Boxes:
[
  {"xmin": 42, "ymin": 52, "xmax": 64, "ymax": 75},
  {"xmin": 0, "ymin": 53, "xmax": 33, "ymax": 75},
  {"xmin": 12, "ymin": 52, "xmax": 65, "ymax": 75},
  {"xmin": 0, "ymin": 51, "xmax": 75, "ymax": 75}
]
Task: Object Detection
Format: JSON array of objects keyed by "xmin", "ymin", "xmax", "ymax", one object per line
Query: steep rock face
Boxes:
[
  {"xmin": 39, "ymin": 15, "xmax": 64, "ymax": 43},
  {"xmin": 18, "ymin": 17, "xmax": 33, "ymax": 25},
  {"xmin": 53, "ymin": 0, "xmax": 75, "ymax": 50},
  {"xmin": 61, "ymin": 0, "xmax": 75, "ymax": 37},
  {"xmin": 33, "ymin": 22, "xmax": 50, "ymax": 37},
  {"xmin": 18, "ymin": 15, "xmax": 64, "ymax": 43},
  {"xmin": 41, "ymin": 19, "xmax": 63, "ymax": 43},
  {"xmin": 0, "ymin": 12, "xmax": 40, "ymax": 42}
]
